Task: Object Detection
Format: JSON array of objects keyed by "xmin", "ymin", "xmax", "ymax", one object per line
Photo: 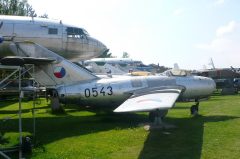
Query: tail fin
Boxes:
[
  {"xmin": 104, "ymin": 63, "xmax": 126, "ymax": 74},
  {"xmin": 173, "ymin": 63, "xmax": 179, "ymax": 69},
  {"xmin": 9, "ymin": 42, "xmax": 98, "ymax": 86}
]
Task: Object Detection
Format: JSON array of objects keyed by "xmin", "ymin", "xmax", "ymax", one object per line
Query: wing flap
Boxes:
[{"xmin": 114, "ymin": 88, "xmax": 182, "ymax": 113}]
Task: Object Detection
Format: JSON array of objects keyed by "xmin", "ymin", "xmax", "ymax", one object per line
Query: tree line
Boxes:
[{"xmin": 0, "ymin": 0, "xmax": 47, "ymax": 17}]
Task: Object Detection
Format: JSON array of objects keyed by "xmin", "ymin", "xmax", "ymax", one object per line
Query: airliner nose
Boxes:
[
  {"xmin": 96, "ymin": 40, "xmax": 109, "ymax": 56},
  {"xmin": 87, "ymin": 36, "xmax": 108, "ymax": 58},
  {"xmin": 97, "ymin": 40, "xmax": 107, "ymax": 50}
]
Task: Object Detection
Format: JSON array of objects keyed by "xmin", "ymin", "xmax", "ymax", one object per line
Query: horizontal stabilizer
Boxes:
[{"xmin": 114, "ymin": 88, "xmax": 182, "ymax": 113}]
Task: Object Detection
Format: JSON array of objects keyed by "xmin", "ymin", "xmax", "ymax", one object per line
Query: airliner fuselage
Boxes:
[{"xmin": 0, "ymin": 15, "xmax": 108, "ymax": 60}]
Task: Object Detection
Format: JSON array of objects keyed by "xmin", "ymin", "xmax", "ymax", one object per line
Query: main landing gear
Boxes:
[
  {"xmin": 148, "ymin": 109, "xmax": 168, "ymax": 125},
  {"xmin": 143, "ymin": 109, "xmax": 176, "ymax": 130},
  {"xmin": 190, "ymin": 99, "xmax": 199, "ymax": 116}
]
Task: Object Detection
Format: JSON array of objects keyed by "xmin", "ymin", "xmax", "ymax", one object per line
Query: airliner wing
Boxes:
[
  {"xmin": 0, "ymin": 56, "xmax": 55, "ymax": 66},
  {"xmin": 114, "ymin": 87, "xmax": 183, "ymax": 113}
]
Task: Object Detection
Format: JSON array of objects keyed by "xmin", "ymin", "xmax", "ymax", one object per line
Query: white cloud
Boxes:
[
  {"xmin": 173, "ymin": 8, "xmax": 184, "ymax": 16},
  {"xmin": 207, "ymin": 0, "xmax": 226, "ymax": 8},
  {"xmin": 195, "ymin": 21, "xmax": 240, "ymax": 67},
  {"xmin": 214, "ymin": 0, "xmax": 225, "ymax": 5},
  {"xmin": 216, "ymin": 21, "xmax": 238, "ymax": 37}
]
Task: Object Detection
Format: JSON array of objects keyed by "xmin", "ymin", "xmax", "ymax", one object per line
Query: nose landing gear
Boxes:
[{"xmin": 190, "ymin": 99, "xmax": 199, "ymax": 116}]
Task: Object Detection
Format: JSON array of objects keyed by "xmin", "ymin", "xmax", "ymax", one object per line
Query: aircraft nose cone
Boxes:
[
  {"xmin": 98, "ymin": 40, "xmax": 107, "ymax": 50},
  {"xmin": 96, "ymin": 40, "xmax": 109, "ymax": 56},
  {"xmin": 208, "ymin": 77, "xmax": 216, "ymax": 91},
  {"xmin": 87, "ymin": 36, "xmax": 108, "ymax": 58}
]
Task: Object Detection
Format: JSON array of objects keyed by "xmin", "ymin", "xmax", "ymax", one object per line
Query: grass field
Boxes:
[{"xmin": 0, "ymin": 94, "xmax": 240, "ymax": 159}]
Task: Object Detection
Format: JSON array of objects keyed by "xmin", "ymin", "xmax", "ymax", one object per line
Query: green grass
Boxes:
[{"xmin": 0, "ymin": 94, "xmax": 240, "ymax": 159}]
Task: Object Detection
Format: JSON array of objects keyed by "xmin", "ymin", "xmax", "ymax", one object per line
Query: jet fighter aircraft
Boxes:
[
  {"xmin": 0, "ymin": 15, "xmax": 108, "ymax": 60},
  {"xmin": 0, "ymin": 41, "xmax": 216, "ymax": 123}
]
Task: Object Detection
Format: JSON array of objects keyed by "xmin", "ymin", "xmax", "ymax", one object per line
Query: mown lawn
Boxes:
[{"xmin": 0, "ymin": 94, "xmax": 240, "ymax": 159}]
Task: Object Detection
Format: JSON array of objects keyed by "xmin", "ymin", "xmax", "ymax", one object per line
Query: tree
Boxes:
[
  {"xmin": 0, "ymin": 0, "xmax": 37, "ymax": 17},
  {"xmin": 122, "ymin": 52, "xmax": 129, "ymax": 58}
]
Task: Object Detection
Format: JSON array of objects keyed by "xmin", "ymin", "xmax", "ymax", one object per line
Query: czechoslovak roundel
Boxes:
[{"xmin": 54, "ymin": 66, "xmax": 66, "ymax": 78}]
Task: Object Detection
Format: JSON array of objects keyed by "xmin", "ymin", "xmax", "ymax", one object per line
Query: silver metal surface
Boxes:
[
  {"xmin": 0, "ymin": 15, "xmax": 108, "ymax": 61},
  {"xmin": 57, "ymin": 75, "xmax": 215, "ymax": 108},
  {"xmin": 8, "ymin": 41, "xmax": 216, "ymax": 112}
]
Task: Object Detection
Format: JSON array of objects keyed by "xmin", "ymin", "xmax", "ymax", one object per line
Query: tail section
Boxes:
[
  {"xmin": 9, "ymin": 42, "xmax": 98, "ymax": 86},
  {"xmin": 173, "ymin": 63, "xmax": 179, "ymax": 69}
]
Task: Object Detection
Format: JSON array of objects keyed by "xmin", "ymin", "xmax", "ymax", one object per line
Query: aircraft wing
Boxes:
[
  {"xmin": 0, "ymin": 56, "xmax": 55, "ymax": 66},
  {"xmin": 114, "ymin": 87, "xmax": 183, "ymax": 113}
]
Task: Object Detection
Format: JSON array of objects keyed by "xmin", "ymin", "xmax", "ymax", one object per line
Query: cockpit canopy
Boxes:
[
  {"xmin": 66, "ymin": 27, "xmax": 89, "ymax": 38},
  {"xmin": 163, "ymin": 69, "xmax": 190, "ymax": 77}
]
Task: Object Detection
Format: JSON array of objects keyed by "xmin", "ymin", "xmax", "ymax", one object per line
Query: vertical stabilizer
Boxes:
[
  {"xmin": 9, "ymin": 42, "xmax": 98, "ymax": 86},
  {"xmin": 208, "ymin": 58, "xmax": 215, "ymax": 69},
  {"xmin": 173, "ymin": 63, "xmax": 179, "ymax": 69}
]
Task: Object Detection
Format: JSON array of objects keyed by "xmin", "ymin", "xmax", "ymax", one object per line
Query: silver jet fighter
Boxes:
[
  {"xmin": 3, "ymin": 42, "xmax": 216, "ymax": 122},
  {"xmin": 0, "ymin": 15, "xmax": 108, "ymax": 60}
]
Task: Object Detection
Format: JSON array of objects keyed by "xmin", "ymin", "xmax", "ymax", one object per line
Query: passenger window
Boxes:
[{"xmin": 48, "ymin": 28, "xmax": 58, "ymax": 34}]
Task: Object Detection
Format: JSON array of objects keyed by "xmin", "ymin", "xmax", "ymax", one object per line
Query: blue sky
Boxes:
[{"xmin": 28, "ymin": 0, "xmax": 240, "ymax": 69}]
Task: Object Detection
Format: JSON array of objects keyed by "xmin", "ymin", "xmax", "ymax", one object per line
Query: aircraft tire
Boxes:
[{"xmin": 190, "ymin": 105, "xmax": 199, "ymax": 115}]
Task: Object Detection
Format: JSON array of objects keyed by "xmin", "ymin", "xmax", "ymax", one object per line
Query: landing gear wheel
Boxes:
[
  {"xmin": 190, "ymin": 99, "xmax": 199, "ymax": 116},
  {"xmin": 149, "ymin": 111, "xmax": 155, "ymax": 122},
  {"xmin": 145, "ymin": 110, "xmax": 176, "ymax": 130},
  {"xmin": 148, "ymin": 110, "xmax": 168, "ymax": 124},
  {"xmin": 190, "ymin": 105, "xmax": 199, "ymax": 115}
]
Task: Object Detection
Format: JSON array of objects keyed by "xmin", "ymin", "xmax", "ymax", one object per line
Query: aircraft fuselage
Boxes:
[
  {"xmin": 0, "ymin": 15, "xmax": 107, "ymax": 60},
  {"xmin": 56, "ymin": 75, "xmax": 216, "ymax": 109}
]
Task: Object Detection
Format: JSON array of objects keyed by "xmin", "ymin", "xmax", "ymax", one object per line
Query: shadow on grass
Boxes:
[
  {"xmin": 172, "ymin": 106, "xmax": 190, "ymax": 110},
  {"xmin": 0, "ymin": 109, "xmax": 31, "ymax": 115},
  {"xmin": 1, "ymin": 103, "xmax": 239, "ymax": 159},
  {"xmin": 0, "ymin": 113, "xmax": 147, "ymax": 144},
  {"xmin": 138, "ymin": 115, "xmax": 239, "ymax": 159},
  {"xmin": 0, "ymin": 99, "xmax": 18, "ymax": 109}
]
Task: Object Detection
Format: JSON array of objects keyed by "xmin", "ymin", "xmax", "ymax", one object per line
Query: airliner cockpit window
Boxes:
[
  {"xmin": 82, "ymin": 29, "xmax": 89, "ymax": 36},
  {"xmin": 66, "ymin": 27, "xmax": 89, "ymax": 38}
]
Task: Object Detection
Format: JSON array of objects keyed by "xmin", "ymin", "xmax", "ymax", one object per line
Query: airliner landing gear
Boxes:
[{"xmin": 190, "ymin": 99, "xmax": 199, "ymax": 116}]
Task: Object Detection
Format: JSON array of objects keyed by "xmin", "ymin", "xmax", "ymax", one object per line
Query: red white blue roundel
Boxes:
[{"xmin": 54, "ymin": 66, "xmax": 66, "ymax": 78}]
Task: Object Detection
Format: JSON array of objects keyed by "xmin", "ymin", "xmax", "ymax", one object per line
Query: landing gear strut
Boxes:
[
  {"xmin": 144, "ymin": 109, "xmax": 176, "ymax": 130},
  {"xmin": 148, "ymin": 109, "xmax": 168, "ymax": 125},
  {"xmin": 190, "ymin": 99, "xmax": 199, "ymax": 116}
]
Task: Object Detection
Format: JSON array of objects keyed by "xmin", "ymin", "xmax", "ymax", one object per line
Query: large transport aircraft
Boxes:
[
  {"xmin": 0, "ymin": 41, "xmax": 216, "ymax": 123},
  {"xmin": 0, "ymin": 15, "xmax": 108, "ymax": 60}
]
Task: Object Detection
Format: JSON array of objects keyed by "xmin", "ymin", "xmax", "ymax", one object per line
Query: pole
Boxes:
[
  {"xmin": 32, "ymin": 65, "xmax": 36, "ymax": 144},
  {"xmin": 18, "ymin": 66, "xmax": 22, "ymax": 159},
  {"xmin": 0, "ymin": 151, "xmax": 11, "ymax": 159}
]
